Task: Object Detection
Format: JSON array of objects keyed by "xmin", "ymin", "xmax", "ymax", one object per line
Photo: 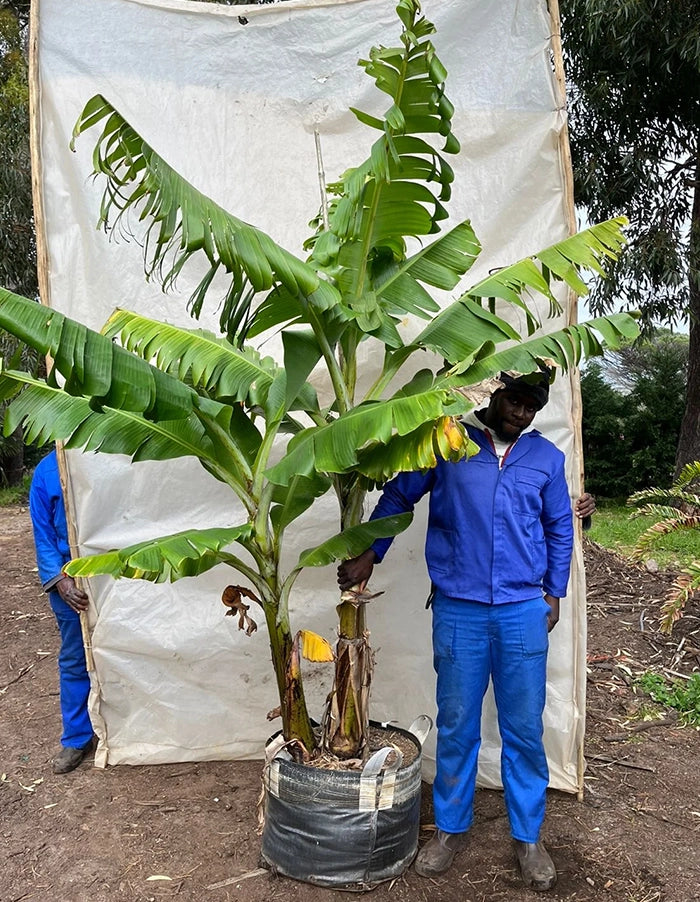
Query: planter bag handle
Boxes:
[
  {"xmin": 359, "ymin": 745, "xmax": 403, "ymax": 811},
  {"xmin": 265, "ymin": 732, "xmax": 293, "ymax": 763},
  {"xmin": 407, "ymin": 714, "xmax": 433, "ymax": 747}
]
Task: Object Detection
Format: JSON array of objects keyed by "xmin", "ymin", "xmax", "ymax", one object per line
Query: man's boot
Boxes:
[
  {"xmin": 513, "ymin": 840, "xmax": 557, "ymax": 891},
  {"xmin": 414, "ymin": 829, "xmax": 467, "ymax": 877},
  {"xmin": 52, "ymin": 735, "xmax": 96, "ymax": 774}
]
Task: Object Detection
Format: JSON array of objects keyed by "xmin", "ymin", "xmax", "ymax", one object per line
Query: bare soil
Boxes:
[{"xmin": 1, "ymin": 504, "xmax": 699, "ymax": 902}]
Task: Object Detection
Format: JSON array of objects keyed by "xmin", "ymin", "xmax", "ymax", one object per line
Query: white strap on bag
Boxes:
[
  {"xmin": 407, "ymin": 714, "xmax": 433, "ymax": 747},
  {"xmin": 359, "ymin": 745, "xmax": 403, "ymax": 811}
]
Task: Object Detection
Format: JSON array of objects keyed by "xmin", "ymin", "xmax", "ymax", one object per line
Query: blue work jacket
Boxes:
[
  {"xmin": 29, "ymin": 450, "xmax": 71, "ymax": 591},
  {"xmin": 369, "ymin": 425, "xmax": 574, "ymax": 604}
]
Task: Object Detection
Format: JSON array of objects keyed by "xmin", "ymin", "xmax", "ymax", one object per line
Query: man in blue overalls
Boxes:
[
  {"xmin": 338, "ymin": 372, "xmax": 583, "ymax": 892},
  {"xmin": 29, "ymin": 449, "xmax": 94, "ymax": 774}
]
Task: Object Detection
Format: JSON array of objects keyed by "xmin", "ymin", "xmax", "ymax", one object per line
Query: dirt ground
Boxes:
[{"xmin": 2, "ymin": 504, "xmax": 699, "ymax": 902}]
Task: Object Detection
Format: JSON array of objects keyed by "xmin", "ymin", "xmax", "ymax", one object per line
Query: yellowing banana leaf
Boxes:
[
  {"xmin": 266, "ymin": 389, "xmax": 451, "ymax": 486},
  {"xmin": 297, "ymin": 630, "xmax": 334, "ymax": 663},
  {"xmin": 355, "ymin": 416, "xmax": 479, "ymax": 484}
]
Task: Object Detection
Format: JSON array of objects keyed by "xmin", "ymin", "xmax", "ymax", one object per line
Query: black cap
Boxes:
[{"xmin": 497, "ymin": 368, "xmax": 551, "ymax": 410}]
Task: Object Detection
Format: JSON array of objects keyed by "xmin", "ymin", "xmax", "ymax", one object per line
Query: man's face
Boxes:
[{"xmin": 484, "ymin": 390, "xmax": 539, "ymax": 441}]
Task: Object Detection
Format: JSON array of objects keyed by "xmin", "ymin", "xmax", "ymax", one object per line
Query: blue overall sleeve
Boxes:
[
  {"xmin": 369, "ymin": 468, "xmax": 435, "ymax": 562},
  {"xmin": 29, "ymin": 452, "xmax": 71, "ymax": 589},
  {"xmin": 540, "ymin": 456, "xmax": 574, "ymax": 599}
]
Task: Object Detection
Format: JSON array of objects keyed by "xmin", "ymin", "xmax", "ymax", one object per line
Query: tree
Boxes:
[
  {"xmin": 0, "ymin": 0, "xmax": 39, "ymax": 484},
  {"xmin": 580, "ymin": 361, "xmax": 632, "ymax": 498},
  {"xmin": 1, "ymin": 1, "xmax": 638, "ymax": 760},
  {"xmin": 560, "ymin": 0, "xmax": 700, "ymax": 475},
  {"xmin": 600, "ymin": 329, "xmax": 688, "ymax": 396},
  {"xmin": 581, "ymin": 330, "xmax": 688, "ymax": 496}
]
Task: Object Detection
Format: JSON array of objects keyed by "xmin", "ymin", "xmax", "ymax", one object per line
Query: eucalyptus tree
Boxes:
[
  {"xmin": 561, "ymin": 0, "xmax": 700, "ymax": 474},
  {"xmin": 0, "ymin": 0, "xmax": 637, "ymax": 759}
]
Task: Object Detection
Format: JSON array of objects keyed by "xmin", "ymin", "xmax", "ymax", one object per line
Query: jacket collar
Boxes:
[{"xmin": 465, "ymin": 417, "xmax": 543, "ymax": 464}]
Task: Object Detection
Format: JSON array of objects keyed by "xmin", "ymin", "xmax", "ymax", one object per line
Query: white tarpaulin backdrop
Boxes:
[{"xmin": 33, "ymin": 0, "xmax": 587, "ymax": 791}]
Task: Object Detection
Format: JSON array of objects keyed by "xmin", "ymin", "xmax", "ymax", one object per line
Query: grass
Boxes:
[
  {"xmin": 587, "ymin": 500, "xmax": 698, "ymax": 571},
  {"xmin": 0, "ymin": 474, "xmax": 31, "ymax": 506}
]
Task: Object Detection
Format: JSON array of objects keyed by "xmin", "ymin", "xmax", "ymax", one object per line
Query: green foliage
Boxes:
[
  {"xmin": 636, "ymin": 672, "xmax": 700, "ymax": 726},
  {"xmin": 0, "ymin": 1, "xmax": 639, "ymax": 754},
  {"xmin": 0, "ymin": 468, "xmax": 29, "ymax": 504},
  {"xmin": 628, "ymin": 461, "xmax": 700, "ymax": 632},
  {"xmin": 587, "ymin": 502, "xmax": 698, "ymax": 570},
  {"xmin": 0, "ymin": 2, "xmax": 39, "ymax": 484},
  {"xmin": 561, "ymin": 0, "xmax": 700, "ymax": 472},
  {"xmin": 581, "ymin": 330, "xmax": 688, "ymax": 497},
  {"xmin": 562, "ymin": 0, "xmax": 699, "ymax": 326},
  {"xmin": 0, "ymin": 4, "xmax": 35, "ymax": 298}
]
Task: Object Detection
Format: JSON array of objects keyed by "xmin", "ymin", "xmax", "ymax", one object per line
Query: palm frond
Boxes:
[
  {"xmin": 629, "ymin": 503, "xmax": 690, "ymax": 522},
  {"xmin": 659, "ymin": 564, "xmax": 700, "ymax": 634},
  {"xmin": 675, "ymin": 460, "xmax": 700, "ymax": 490},
  {"xmin": 629, "ymin": 487, "xmax": 684, "ymax": 508},
  {"xmin": 629, "ymin": 463, "xmax": 700, "ymax": 511},
  {"xmin": 631, "ymin": 514, "xmax": 700, "ymax": 560},
  {"xmin": 72, "ymin": 95, "xmax": 340, "ymax": 340}
]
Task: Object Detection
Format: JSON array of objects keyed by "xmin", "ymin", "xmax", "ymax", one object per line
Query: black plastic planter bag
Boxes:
[{"xmin": 261, "ymin": 718, "xmax": 431, "ymax": 890}]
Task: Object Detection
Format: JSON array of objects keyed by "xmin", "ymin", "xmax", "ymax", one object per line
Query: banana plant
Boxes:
[{"xmin": 0, "ymin": 0, "xmax": 638, "ymax": 759}]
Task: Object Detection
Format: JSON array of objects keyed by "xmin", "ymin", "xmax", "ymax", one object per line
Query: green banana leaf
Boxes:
[
  {"xmin": 442, "ymin": 313, "xmax": 641, "ymax": 388},
  {"xmin": 298, "ymin": 513, "xmax": 413, "ymax": 567},
  {"xmin": 104, "ymin": 309, "xmax": 277, "ymax": 401},
  {"xmin": 463, "ymin": 217, "xmax": 627, "ymax": 323},
  {"xmin": 64, "ymin": 525, "xmax": 254, "ymax": 583},
  {"xmin": 266, "ymin": 389, "xmax": 453, "ymax": 486},
  {"xmin": 0, "ymin": 288, "xmax": 194, "ymax": 420},
  {"xmin": 0, "ymin": 368, "xmax": 247, "ymax": 488},
  {"xmin": 270, "ymin": 472, "xmax": 333, "ymax": 536},
  {"xmin": 71, "ymin": 95, "xmax": 340, "ymax": 340},
  {"xmin": 415, "ymin": 219, "xmax": 629, "ymax": 357},
  {"xmin": 104, "ymin": 309, "xmax": 320, "ymax": 416}
]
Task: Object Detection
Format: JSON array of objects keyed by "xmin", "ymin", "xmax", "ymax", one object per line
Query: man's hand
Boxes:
[
  {"xmin": 56, "ymin": 575, "xmax": 89, "ymax": 614},
  {"xmin": 575, "ymin": 492, "xmax": 596, "ymax": 520},
  {"xmin": 544, "ymin": 594, "xmax": 560, "ymax": 632},
  {"xmin": 337, "ymin": 549, "xmax": 377, "ymax": 592}
]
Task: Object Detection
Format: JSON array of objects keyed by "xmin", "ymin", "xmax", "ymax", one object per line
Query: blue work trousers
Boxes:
[
  {"xmin": 49, "ymin": 593, "xmax": 93, "ymax": 749},
  {"xmin": 431, "ymin": 591, "xmax": 550, "ymax": 843}
]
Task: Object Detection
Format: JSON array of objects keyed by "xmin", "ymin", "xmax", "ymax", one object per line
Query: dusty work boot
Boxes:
[
  {"xmin": 52, "ymin": 736, "xmax": 96, "ymax": 775},
  {"xmin": 414, "ymin": 829, "xmax": 468, "ymax": 877},
  {"xmin": 513, "ymin": 840, "xmax": 557, "ymax": 891}
]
